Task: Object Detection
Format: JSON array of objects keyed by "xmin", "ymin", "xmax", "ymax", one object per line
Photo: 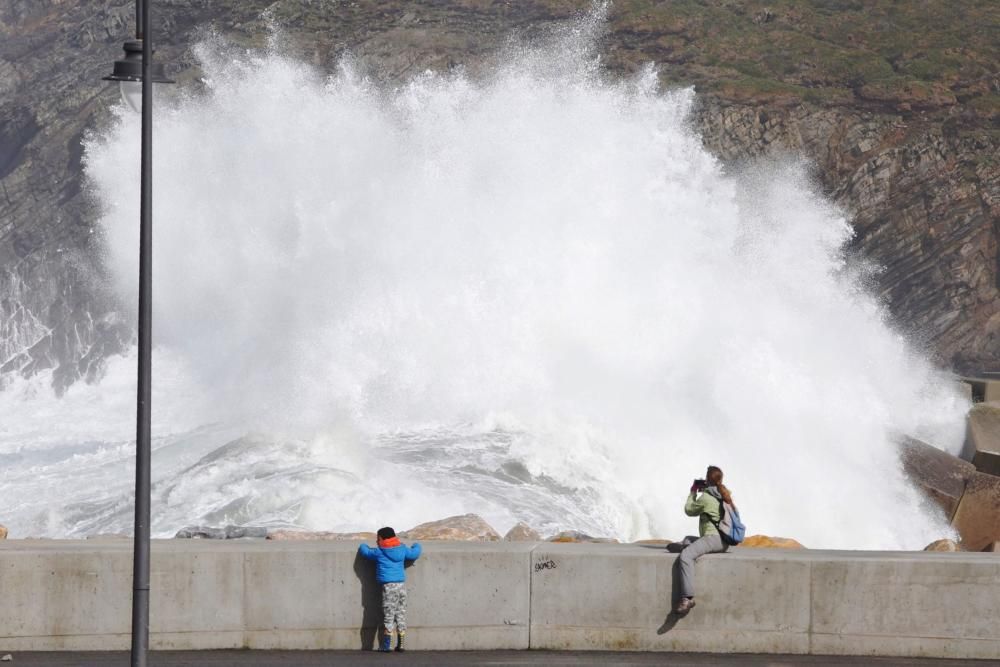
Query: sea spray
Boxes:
[{"xmin": 1, "ymin": 15, "xmax": 969, "ymax": 547}]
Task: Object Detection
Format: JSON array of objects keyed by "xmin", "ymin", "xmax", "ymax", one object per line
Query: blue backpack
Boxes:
[
  {"xmin": 717, "ymin": 501, "xmax": 746, "ymax": 546},
  {"xmin": 707, "ymin": 489, "xmax": 746, "ymax": 546}
]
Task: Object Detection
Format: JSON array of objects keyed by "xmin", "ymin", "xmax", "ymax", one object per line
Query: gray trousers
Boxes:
[{"xmin": 677, "ymin": 534, "xmax": 728, "ymax": 598}]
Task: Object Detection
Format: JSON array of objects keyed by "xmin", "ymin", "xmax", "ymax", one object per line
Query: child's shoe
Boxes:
[
  {"xmin": 395, "ymin": 632, "xmax": 406, "ymax": 652},
  {"xmin": 379, "ymin": 634, "xmax": 392, "ymax": 652}
]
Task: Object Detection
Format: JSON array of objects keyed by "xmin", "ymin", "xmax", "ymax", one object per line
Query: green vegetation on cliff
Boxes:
[{"xmin": 611, "ymin": 0, "xmax": 996, "ymax": 120}]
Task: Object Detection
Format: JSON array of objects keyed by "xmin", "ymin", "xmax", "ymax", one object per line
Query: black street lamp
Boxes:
[{"xmin": 104, "ymin": 2, "xmax": 172, "ymax": 666}]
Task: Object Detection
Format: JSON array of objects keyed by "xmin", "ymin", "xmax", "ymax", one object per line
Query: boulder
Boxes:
[
  {"xmin": 176, "ymin": 526, "xmax": 226, "ymax": 539},
  {"xmin": 898, "ymin": 436, "xmax": 975, "ymax": 520},
  {"xmin": 981, "ymin": 541, "xmax": 1000, "ymax": 553},
  {"xmin": 951, "ymin": 471, "xmax": 1000, "ymax": 551},
  {"xmin": 546, "ymin": 530, "xmax": 618, "ymax": 543},
  {"xmin": 924, "ymin": 539, "xmax": 962, "ymax": 552},
  {"xmin": 966, "ymin": 402, "xmax": 1000, "ymax": 476},
  {"xmin": 175, "ymin": 525, "xmax": 268, "ymax": 539},
  {"xmin": 740, "ymin": 535, "xmax": 805, "ymax": 549},
  {"xmin": 503, "ymin": 522, "xmax": 541, "ymax": 542},
  {"xmin": 400, "ymin": 514, "xmax": 500, "ymax": 541},
  {"xmin": 0, "ymin": 525, "xmax": 6, "ymax": 539},
  {"xmin": 266, "ymin": 530, "xmax": 376, "ymax": 541}
]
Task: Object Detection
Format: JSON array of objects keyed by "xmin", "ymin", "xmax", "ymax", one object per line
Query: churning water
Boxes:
[{"xmin": 0, "ymin": 15, "xmax": 970, "ymax": 548}]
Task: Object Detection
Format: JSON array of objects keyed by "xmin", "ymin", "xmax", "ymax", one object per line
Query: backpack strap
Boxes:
[
  {"xmin": 702, "ymin": 491, "xmax": 725, "ymax": 529},
  {"xmin": 703, "ymin": 492, "xmax": 737, "ymax": 545}
]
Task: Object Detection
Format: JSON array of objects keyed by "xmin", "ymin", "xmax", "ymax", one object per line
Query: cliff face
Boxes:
[
  {"xmin": 692, "ymin": 102, "xmax": 998, "ymax": 369},
  {"xmin": 1, "ymin": 0, "xmax": 997, "ymax": 392}
]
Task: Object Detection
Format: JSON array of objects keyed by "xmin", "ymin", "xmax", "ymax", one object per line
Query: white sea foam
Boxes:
[{"xmin": 0, "ymin": 13, "xmax": 969, "ymax": 547}]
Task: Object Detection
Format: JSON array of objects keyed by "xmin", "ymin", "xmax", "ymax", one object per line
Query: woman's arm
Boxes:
[{"xmin": 684, "ymin": 491, "xmax": 705, "ymax": 517}]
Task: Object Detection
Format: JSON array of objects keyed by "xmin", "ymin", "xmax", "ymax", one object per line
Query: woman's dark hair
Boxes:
[
  {"xmin": 706, "ymin": 466, "xmax": 734, "ymax": 506},
  {"xmin": 377, "ymin": 526, "xmax": 396, "ymax": 540}
]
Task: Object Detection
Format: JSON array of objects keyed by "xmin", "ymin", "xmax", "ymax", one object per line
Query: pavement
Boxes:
[{"xmin": 2, "ymin": 652, "xmax": 997, "ymax": 666}]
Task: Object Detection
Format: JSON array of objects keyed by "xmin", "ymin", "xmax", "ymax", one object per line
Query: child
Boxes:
[{"xmin": 358, "ymin": 526, "xmax": 422, "ymax": 652}]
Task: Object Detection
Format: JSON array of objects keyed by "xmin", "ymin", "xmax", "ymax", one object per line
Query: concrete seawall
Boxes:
[{"xmin": 1, "ymin": 540, "xmax": 998, "ymax": 658}]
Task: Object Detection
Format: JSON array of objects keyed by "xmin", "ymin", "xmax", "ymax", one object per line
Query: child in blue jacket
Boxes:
[{"xmin": 358, "ymin": 526, "xmax": 422, "ymax": 652}]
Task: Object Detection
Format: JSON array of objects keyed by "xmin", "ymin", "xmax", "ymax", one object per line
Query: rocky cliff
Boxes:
[{"xmin": 1, "ymin": 0, "xmax": 997, "ymax": 392}]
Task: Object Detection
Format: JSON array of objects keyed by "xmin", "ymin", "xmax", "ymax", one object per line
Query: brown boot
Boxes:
[{"xmin": 674, "ymin": 597, "xmax": 696, "ymax": 615}]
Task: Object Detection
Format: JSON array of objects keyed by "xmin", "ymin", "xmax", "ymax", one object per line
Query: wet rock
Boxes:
[
  {"xmin": 966, "ymin": 402, "xmax": 1000, "ymax": 476},
  {"xmin": 175, "ymin": 525, "xmax": 267, "ymax": 539},
  {"xmin": 898, "ymin": 436, "xmax": 976, "ymax": 520},
  {"xmin": 401, "ymin": 514, "xmax": 500, "ymax": 541},
  {"xmin": 924, "ymin": 539, "xmax": 962, "ymax": 552},
  {"xmin": 176, "ymin": 526, "xmax": 225, "ymax": 539},
  {"xmin": 266, "ymin": 530, "xmax": 376, "ymax": 541},
  {"xmin": 225, "ymin": 526, "xmax": 268, "ymax": 539},
  {"xmin": 951, "ymin": 472, "xmax": 1000, "ymax": 551},
  {"xmin": 740, "ymin": 535, "xmax": 806, "ymax": 549},
  {"xmin": 503, "ymin": 522, "xmax": 541, "ymax": 542},
  {"xmin": 547, "ymin": 530, "xmax": 618, "ymax": 544}
]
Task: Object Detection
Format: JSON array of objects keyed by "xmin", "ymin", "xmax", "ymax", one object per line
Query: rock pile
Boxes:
[
  {"xmin": 547, "ymin": 530, "xmax": 618, "ymax": 544},
  {"xmin": 400, "ymin": 514, "xmax": 501, "ymax": 542},
  {"xmin": 266, "ymin": 531, "xmax": 375, "ymax": 541},
  {"xmin": 900, "ymin": 395, "xmax": 1000, "ymax": 552},
  {"xmin": 175, "ymin": 525, "xmax": 267, "ymax": 539}
]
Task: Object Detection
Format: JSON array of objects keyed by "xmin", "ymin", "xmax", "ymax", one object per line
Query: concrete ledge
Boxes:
[
  {"xmin": 529, "ymin": 543, "xmax": 811, "ymax": 653},
  {"xmin": 0, "ymin": 540, "xmax": 997, "ymax": 658},
  {"xmin": 809, "ymin": 555, "xmax": 1000, "ymax": 659}
]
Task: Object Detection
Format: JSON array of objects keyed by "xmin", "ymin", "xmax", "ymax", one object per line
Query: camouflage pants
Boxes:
[{"xmin": 382, "ymin": 582, "xmax": 407, "ymax": 633}]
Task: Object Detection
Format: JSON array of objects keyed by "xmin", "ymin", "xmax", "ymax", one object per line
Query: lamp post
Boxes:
[{"xmin": 104, "ymin": 2, "xmax": 172, "ymax": 666}]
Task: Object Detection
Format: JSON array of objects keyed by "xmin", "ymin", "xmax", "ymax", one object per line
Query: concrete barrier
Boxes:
[
  {"xmin": 0, "ymin": 540, "xmax": 532, "ymax": 651},
  {"xmin": 0, "ymin": 540, "xmax": 998, "ymax": 658},
  {"xmin": 530, "ymin": 543, "xmax": 811, "ymax": 654},
  {"xmin": 961, "ymin": 376, "xmax": 1000, "ymax": 403},
  {"xmin": 529, "ymin": 544, "xmax": 1000, "ymax": 659}
]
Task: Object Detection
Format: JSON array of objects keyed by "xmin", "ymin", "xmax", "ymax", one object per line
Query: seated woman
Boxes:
[{"xmin": 674, "ymin": 465, "xmax": 734, "ymax": 615}]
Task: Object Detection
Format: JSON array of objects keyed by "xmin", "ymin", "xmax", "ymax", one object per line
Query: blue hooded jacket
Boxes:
[{"xmin": 358, "ymin": 539, "xmax": 422, "ymax": 584}]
